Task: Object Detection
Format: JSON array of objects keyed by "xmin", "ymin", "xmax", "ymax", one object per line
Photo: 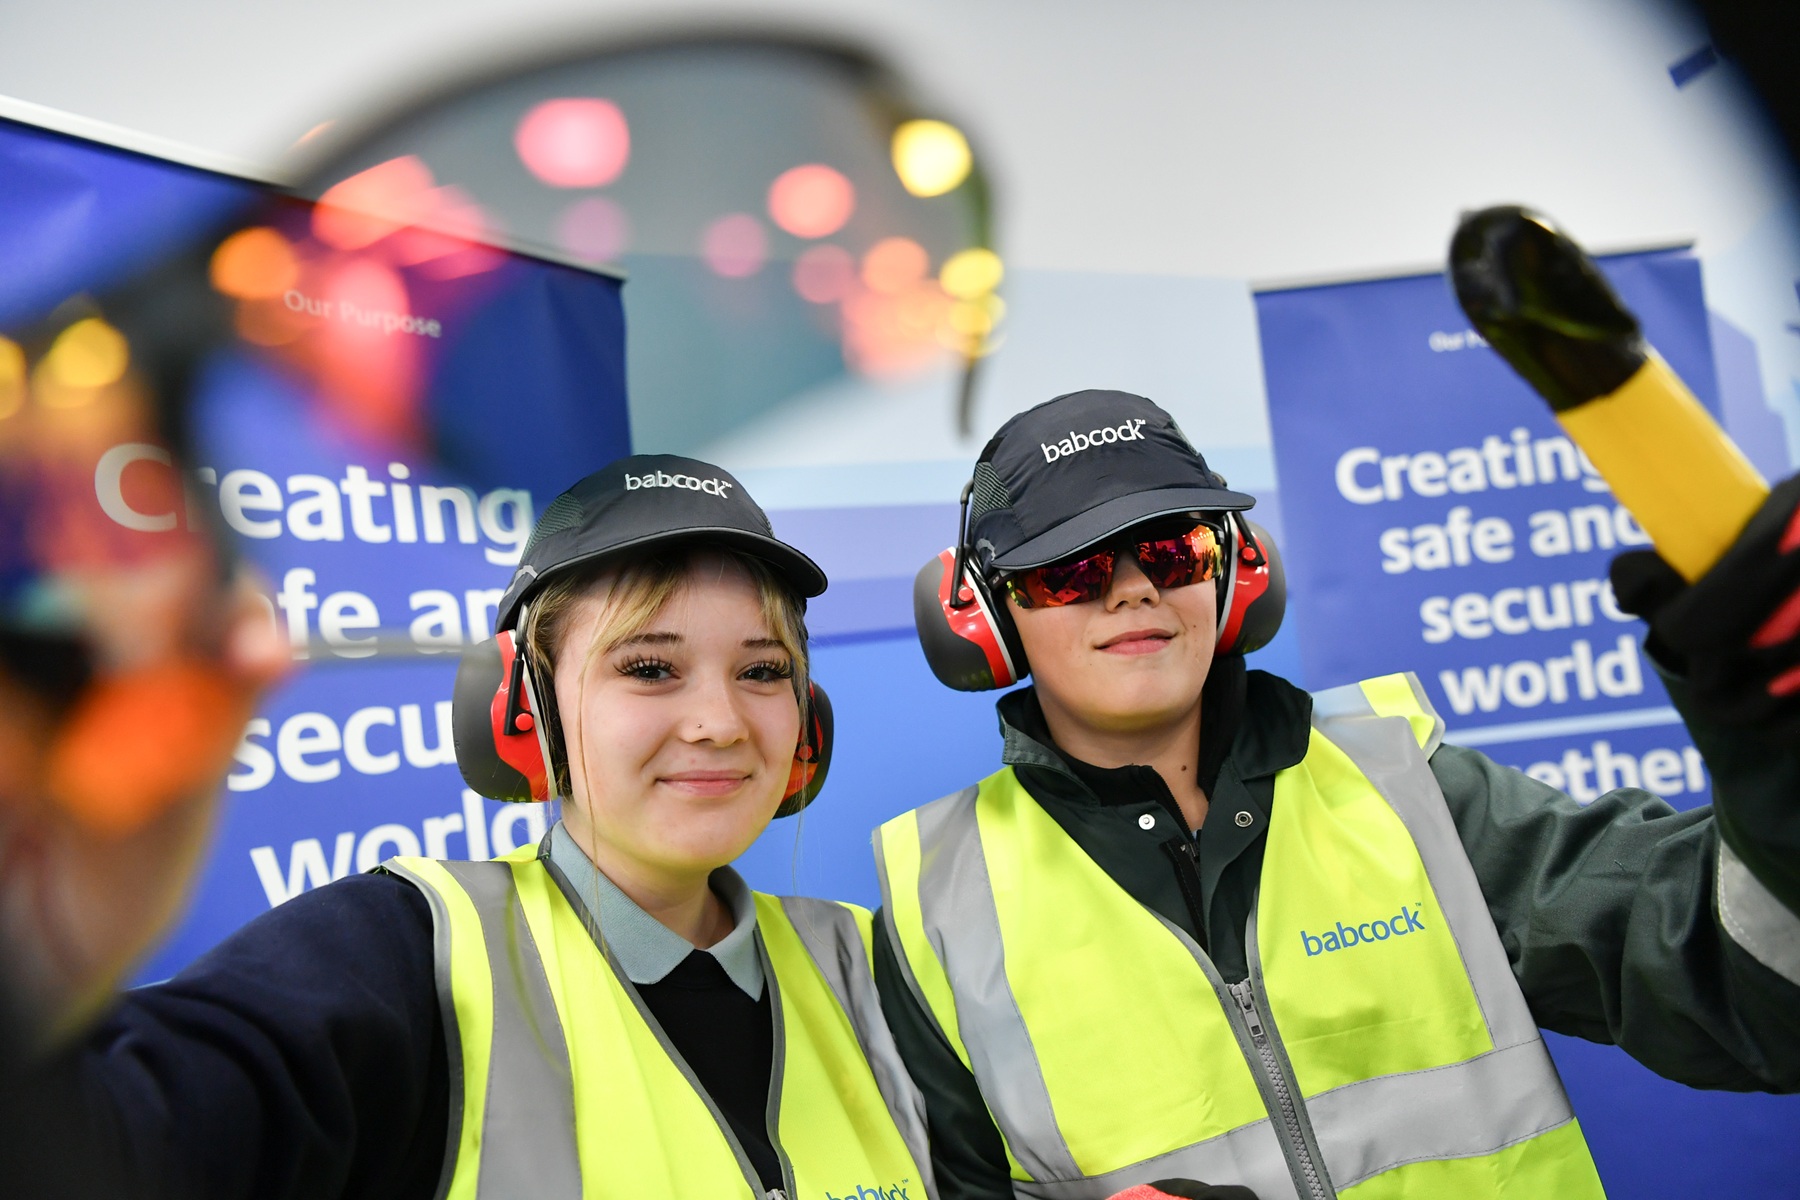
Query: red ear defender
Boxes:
[
  {"xmin": 453, "ymin": 628, "xmax": 556, "ymax": 802},
  {"xmin": 913, "ymin": 547, "xmax": 1027, "ymax": 691},
  {"xmin": 1216, "ymin": 515, "xmax": 1287, "ymax": 655},
  {"xmin": 776, "ymin": 681, "xmax": 833, "ymax": 816}
]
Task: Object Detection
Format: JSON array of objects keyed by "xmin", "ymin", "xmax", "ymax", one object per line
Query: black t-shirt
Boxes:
[
  {"xmin": 638, "ymin": 952, "xmax": 780, "ymax": 1189},
  {"xmin": 76, "ymin": 869, "xmax": 781, "ymax": 1198}
]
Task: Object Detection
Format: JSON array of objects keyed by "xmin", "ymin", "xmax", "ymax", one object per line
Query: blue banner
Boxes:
[{"xmin": 1255, "ymin": 251, "xmax": 1800, "ymax": 1198}]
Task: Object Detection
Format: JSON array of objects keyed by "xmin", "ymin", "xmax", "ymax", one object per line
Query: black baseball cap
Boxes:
[
  {"xmin": 495, "ymin": 454, "xmax": 827, "ymax": 632},
  {"xmin": 968, "ymin": 390, "xmax": 1255, "ymax": 572}
]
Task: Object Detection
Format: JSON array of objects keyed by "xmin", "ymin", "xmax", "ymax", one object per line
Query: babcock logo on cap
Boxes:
[
  {"xmin": 624, "ymin": 470, "xmax": 734, "ymax": 497},
  {"xmin": 1042, "ymin": 418, "xmax": 1147, "ymax": 463}
]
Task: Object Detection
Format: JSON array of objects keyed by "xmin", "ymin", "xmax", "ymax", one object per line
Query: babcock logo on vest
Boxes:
[
  {"xmin": 825, "ymin": 1180, "xmax": 916, "ymax": 1200},
  {"xmin": 1301, "ymin": 905, "xmax": 1426, "ymax": 956}
]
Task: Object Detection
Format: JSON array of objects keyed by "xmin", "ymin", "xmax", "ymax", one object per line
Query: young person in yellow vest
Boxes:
[
  {"xmin": 879, "ymin": 390, "xmax": 1800, "ymax": 1200},
  {"xmin": 57, "ymin": 455, "xmax": 934, "ymax": 1200}
]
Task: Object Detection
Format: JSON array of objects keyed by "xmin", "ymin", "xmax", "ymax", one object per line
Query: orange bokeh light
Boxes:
[
  {"xmin": 841, "ymin": 277, "xmax": 953, "ymax": 378},
  {"xmin": 313, "ymin": 157, "xmax": 437, "ymax": 250},
  {"xmin": 861, "ymin": 237, "xmax": 929, "ymax": 294},
  {"xmin": 515, "ymin": 98, "xmax": 630, "ymax": 189},
  {"xmin": 767, "ymin": 165, "xmax": 855, "ymax": 239},
  {"xmin": 210, "ymin": 227, "xmax": 299, "ymax": 300}
]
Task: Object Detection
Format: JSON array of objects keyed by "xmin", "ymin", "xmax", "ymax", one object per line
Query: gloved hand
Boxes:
[
  {"xmin": 1105, "ymin": 1180, "xmax": 1260, "ymax": 1200},
  {"xmin": 1611, "ymin": 471, "xmax": 1800, "ymax": 741}
]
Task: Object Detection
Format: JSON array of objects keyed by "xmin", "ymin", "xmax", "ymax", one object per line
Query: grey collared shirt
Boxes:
[{"xmin": 548, "ymin": 821, "xmax": 765, "ymax": 999}]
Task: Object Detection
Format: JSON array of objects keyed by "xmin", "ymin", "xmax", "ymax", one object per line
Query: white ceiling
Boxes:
[{"xmin": 1, "ymin": 0, "xmax": 1792, "ymax": 283}]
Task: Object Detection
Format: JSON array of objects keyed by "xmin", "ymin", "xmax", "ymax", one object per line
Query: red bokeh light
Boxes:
[
  {"xmin": 702, "ymin": 214, "xmax": 768, "ymax": 278},
  {"xmin": 556, "ymin": 196, "xmax": 631, "ymax": 263},
  {"xmin": 515, "ymin": 98, "xmax": 631, "ymax": 189},
  {"xmin": 792, "ymin": 244, "xmax": 855, "ymax": 304},
  {"xmin": 767, "ymin": 164, "xmax": 855, "ymax": 239}
]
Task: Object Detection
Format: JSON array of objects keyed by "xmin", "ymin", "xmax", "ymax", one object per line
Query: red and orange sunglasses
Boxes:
[{"xmin": 1002, "ymin": 523, "xmax": 1223, "ymax": 609}]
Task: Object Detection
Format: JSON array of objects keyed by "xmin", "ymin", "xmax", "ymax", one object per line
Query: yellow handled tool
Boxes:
[{"xmin": 1449, "ymin": 206, "xmax": 1768, "ymax": 580}]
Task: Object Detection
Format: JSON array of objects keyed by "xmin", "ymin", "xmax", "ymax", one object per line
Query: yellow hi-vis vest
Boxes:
[
  {"xmin": 387, "ymin": 844, "xmax": 934, "ymax": 1200},
  {"xmin": 874, "ymin": 673, "xmax": 1607, "ymax": 1200}
]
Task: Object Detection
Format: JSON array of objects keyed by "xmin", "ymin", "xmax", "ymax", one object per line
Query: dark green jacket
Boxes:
[{"xmin": 871, "ymin": 660, "xmax": 1800, "ymax": 1200}]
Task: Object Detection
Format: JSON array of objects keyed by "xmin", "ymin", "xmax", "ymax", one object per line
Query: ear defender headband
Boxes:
[
  {"xmin": 913, "ymin": 496, "xmax": 1287, "ymax": 692},
  {"xmin": 451, "ymin": 604, "xmax": 833, "ymax": 815}
]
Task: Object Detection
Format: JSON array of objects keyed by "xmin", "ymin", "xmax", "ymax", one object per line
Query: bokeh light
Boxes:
[
  {"xmin": 944, "ymin": 294, "xmax": 1006, "ymax": 340},
  {"xmin": 0, "ymin": 338, "xmax": 24, "ymax": 422},
  {"xmin": 515, "ymin": 98, "xmax": 631, "ymax": 189},
  {"xmin": 939, "ymin": 247, "xmax": 1004, "ymax": 299},
  {"xmin": 767, "ymin": 164, "xmax": 856, "ymax": 238},
  {"xmin": 314, "ymin": 157, "xmax": 436, "ymax": 250},
  {"xmin": 0, "ymin": 337, "xmax": 24, "ymax": 419},
  {"xmin": 891, "ymin": 119, "xmax": 972, "ymax": 197},
  {"xmin": 555, "ymin": 195, "xmax": 631, "ymax": 263},
  {"xmin": 843, "ymin": 279, "xmax": 952, "ymax": 377},
  {"xmin": 41, "ymin": 318, "xmax": 129, "ymax": 392},
  {"xmin": 702, "ymin": 214, "xmax": 768, "ymax": 278},
  {"xmin": 312, "ymin": 256, "xmax": 421, "ymax": 442},
  {"xmin": 792, "ymin": 244, "xmax": 855, "ymax": 304},
  {"xmin": 862, "ymin": 237, "xmax": 929, "ymax": 294},
  {"xmin": 209, "ymin": 227, "xmax": 299, "ymax": 300}
]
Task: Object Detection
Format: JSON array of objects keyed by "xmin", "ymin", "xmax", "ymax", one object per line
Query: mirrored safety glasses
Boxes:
[{"xmin": 1002, "ymin": 523, "xmax": 1222, "ymax": 609}]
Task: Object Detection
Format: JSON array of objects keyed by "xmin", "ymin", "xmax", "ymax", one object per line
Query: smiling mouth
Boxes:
[
  {"xmin": 659, "ymin": 771, "xmax": 751, "ymax": 795},
  {"xmin": 1096, "ymin": 629, "xmax": 1175, "ymax": 654}
]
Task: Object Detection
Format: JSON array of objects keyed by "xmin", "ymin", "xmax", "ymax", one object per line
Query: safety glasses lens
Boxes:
[
  {"xmin": 1008, "ymin": 524, "xmax": 1220, "ymax": 609},
  {"xmin": 1135, "ymin": 526, "xmax": 1220, "ymax": 589}
]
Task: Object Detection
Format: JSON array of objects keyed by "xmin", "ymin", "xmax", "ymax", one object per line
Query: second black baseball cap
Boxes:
[
  {"xmin": 495, "ymin": 454, "xmax": 827, "ymax": 632},
  {"xmin": 968, "ymin": 390, "xmax": 1255, "ymax": 572}
]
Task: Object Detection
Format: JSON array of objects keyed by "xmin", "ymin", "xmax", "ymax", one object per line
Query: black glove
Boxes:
[
  {"xmin": 1611, "ymin": 471, "xmax": 1800, "ymax": 740},
  {"xmin": 1104, "ymin": 1180, "xmax": 1260, "ymax": 1200}
]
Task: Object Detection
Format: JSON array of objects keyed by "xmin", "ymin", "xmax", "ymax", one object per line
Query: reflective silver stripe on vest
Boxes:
[
  {"xmin": 780, "ymin": 896, "xmax": 939, "ymax": 1200},
  {"xmin": 402, "ymin": 859, "xmax": 583, "ymax": 1200},
  {"xmin": 383, "ymin": 861, "xmax": 467, "ymax": 1200},
  {"xmin": 1717, "ymin": 839, "xmax": 1800, "ymax": 987},
  {"xmin": 1305, "ymin": 680, "xmax": 1576, "ymax": 1185},
  {"xmin": 1305, "ymin": 1040, "xmax": 1570, "ymax": 1190},
  {"xmin": 1014, "ymin": 1118, "xmax": 1297, "ymax": 1200},
  {"xmin": 1310, "ymin": 681, "xmax": 1539, "ymax": 1051},
  {"xmin": 914, "ymin": 787, "xmax": 1086, "ymax": 1182}
]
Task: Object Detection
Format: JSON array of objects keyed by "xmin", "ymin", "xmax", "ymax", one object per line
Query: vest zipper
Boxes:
[
  {"xmin": 1226, "ymin": 978, "xmax": 1330, "ymax": 1200},
  {"xmin": 763, "ymin": 944, "xmax": 802, "ymax": 1200},
  {"xmin": 1167, "ymin": 833, "xmax": 1332, "ymax": 1196}
]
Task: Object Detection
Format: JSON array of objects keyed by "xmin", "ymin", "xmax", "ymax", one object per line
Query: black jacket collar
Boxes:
[{"xmin": 995, "ymin": 658, "xmax": 1313, "ymax": 805}]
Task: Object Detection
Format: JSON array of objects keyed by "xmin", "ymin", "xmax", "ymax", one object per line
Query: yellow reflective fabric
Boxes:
[
  {"xmin": 879, "ymin": 673, "xmax": 1606, "ymax": 1199},
  {"xmin": 1256, "ymin": 726, "xmax": 1492, "ymax": 1096},
  {"xmin": 755, "ymin": 895, "xmax": 928, "ymax": 1200},
  {"xmin": 1338, "ymin": 1119, "xmax": 1603, "ymax": 1199},
  {"xmin": 1358, "ymin": 674, "xmax": 1440, "ymax": 750},
  {"xmin": 975, "ymin": 770, "xmax": 1267, "ymax": 1177},
  {"xmin": 505, "ymin": 848, "xmax": 756, "ymax": 1199},
  {"xmin": 410, "ymin": 845, "xmax": 930, "ymax": 1199}
]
